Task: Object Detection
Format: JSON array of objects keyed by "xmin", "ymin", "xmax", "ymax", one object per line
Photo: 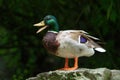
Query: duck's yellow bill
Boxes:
[
  {"xmin": 36, "ymin": 26, "xmax": 47, "ymax": 33},
  {"xmin": 34, "ymin": 21, "xmax": 45, "ymax": 26},
  {"xmin": 34, "ymin": 21, "xmax": 47, "ymax": 33}
]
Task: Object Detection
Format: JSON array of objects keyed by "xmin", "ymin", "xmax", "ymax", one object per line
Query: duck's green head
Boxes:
[{"xmin": 34, "ymin": 15, "xmax": 59, "ymax": 33}]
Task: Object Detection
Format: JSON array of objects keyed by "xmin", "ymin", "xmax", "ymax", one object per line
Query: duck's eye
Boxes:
[
  {"xmin": 44, "ymin": 16, "xmax": 52, "ymax": 20},
  {"xmin": 46, "ymin": 18, "xmax": 51, "ymax": 20},
  {"xmin": 80, "ymin": 36, "xmax": 87, "ymax": 43}
]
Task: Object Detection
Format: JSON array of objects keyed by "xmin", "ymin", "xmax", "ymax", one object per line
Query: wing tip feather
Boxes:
[{"xmin": 95, "ymin": 48, "xmax": 106, "ymax": 52}]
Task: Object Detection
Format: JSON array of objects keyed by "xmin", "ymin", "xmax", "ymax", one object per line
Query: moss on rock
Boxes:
[{"xmin": 26, "ymin": 68, "xmax": 120, "ymax": 80}]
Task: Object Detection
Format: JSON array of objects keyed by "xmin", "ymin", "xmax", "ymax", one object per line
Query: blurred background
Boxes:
[{"xmin": 0, "ymin": 0, "xmax": 120, "ymax": 80}]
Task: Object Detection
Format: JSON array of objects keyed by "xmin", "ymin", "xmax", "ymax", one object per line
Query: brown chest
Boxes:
[{"xmin": 42, "ymin": 32, "xmax": 60, "ymax": 54}]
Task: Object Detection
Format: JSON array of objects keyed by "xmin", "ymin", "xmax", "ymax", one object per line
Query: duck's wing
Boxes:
[{"xmin": 58, "ymin": 30, "xmax": 106, "ymax": 52}]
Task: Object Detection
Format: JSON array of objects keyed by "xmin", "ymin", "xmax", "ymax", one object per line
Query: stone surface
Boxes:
[
  {"xmin": 26, "ymin": 68, "xmax": 120, "ymax": 80},
  {"xmin": 111, "ymin": 70, "xmax": 120, "ymax": 80}
]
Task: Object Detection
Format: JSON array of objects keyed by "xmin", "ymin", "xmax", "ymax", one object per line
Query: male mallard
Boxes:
[{"xmin": 34, "ymin": 15, "xmax": 106, "ymax": 70}]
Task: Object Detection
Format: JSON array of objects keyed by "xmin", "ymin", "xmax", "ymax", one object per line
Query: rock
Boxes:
[
  {"xmin": 26, "ymin": 68, "xmax": 120, "ymax": 80},
  {"xmin": 111, "ymin": 70, "xmax": 120, "ymax": 80}
]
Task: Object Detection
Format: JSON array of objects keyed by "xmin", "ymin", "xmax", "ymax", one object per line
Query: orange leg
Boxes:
[
  {"xmin": 64, "ymin": 58, "xmax": 69, "ymax": 68},
  {"xmin": 60, "ymin": 57, "xmax": 78, "ymax": 70}
]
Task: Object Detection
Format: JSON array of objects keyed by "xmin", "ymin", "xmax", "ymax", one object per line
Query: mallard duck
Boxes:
[{"xmin": 34, "ymin": 15, "xmax": 106, "ymax": 70}]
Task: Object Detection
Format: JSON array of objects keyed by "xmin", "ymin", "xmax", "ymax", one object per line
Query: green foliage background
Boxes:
[{"xmin": 0, "ymin": 0, "xmax": 120, "ymax": 80}]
